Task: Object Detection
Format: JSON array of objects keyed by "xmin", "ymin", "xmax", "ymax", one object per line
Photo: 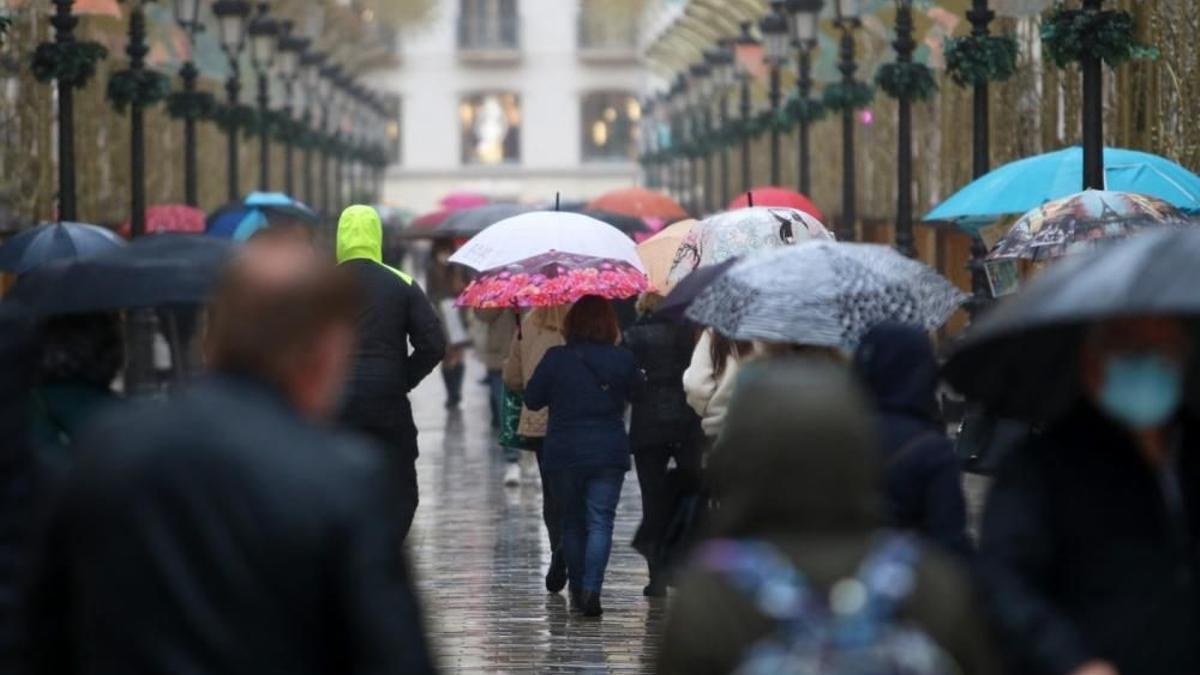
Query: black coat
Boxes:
[
  {"xmin": 28, "ymin": 375, "xmax": 436, "ymax": 675},
  {"xmin": 854, "ymin": 324, "xmax": 971, "ymax": 556},
  {"xmin": 980, "ymin": 406, "xmax": 1200, "ymax": 675},
  {"xmin": 338, "ymin": 259, "xmax": 445, "ymax": 458},
  {"xmin": 622, "ymin": 315, "xmax": 700, "ymax": 452}
]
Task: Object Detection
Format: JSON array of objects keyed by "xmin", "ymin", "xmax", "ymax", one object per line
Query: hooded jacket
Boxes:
[
  {"xmin": 659, "ymin": 359, "xmax": 998, "ymax": 675},
  {"xmin": 854, "ymin": 323, "xmax": 971, "ymax": 556},
  {"xmin": 335, "ymin": 206, "xmax": 446, "ymax": 457}
]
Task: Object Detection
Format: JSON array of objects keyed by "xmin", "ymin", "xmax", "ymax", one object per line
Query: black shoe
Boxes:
[
  {"xmin": 581, "ymin": 592, "xmax": 603, "ymax": 617},
  {"xmin": 546, "ymin": 553, "xmax": 568, "ymax": 594},
  {"xmin": 643, "ymin": 580, "xmax": 667, "ymax": 598},
  {"xmin": 569, "ymin": 587, "xmax": 584, "ymax": 612}
]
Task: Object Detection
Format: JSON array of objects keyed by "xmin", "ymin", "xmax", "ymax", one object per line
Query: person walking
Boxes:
[
  {"xmin": 623, "ymin": 293, "xmax": 702, "ymax": 597},
  {"xmin": 683, "ymin": 329, "xmax": 751, "ymax": 445},
  {"xmin": 853, "ymin": 323, "xmax": 972, "ymax": 556},
  {"xmin": 427, "ymin": 239, "xmax": 470, "ymax": 408},
  {"xmin": 28, "ymin": 240, "xmax": 436, "ymax": 675},
  {"xmin": 335, "ymin": 205, "xmax": 446, "ymax": 541},
  {"xmin": 504, "ymin": 305, "xmax": 570, "ymax": 592},
  {"xmin": 980, "ymin": 316, "xmax": 1200, "ymax": 675},
  {"xmin": 525, "ymin": 296, "xmax": 642, "ymax": 617},
  {"xmin": 659, "ymin": 360, "xmax": 999, "ymax": 675}
]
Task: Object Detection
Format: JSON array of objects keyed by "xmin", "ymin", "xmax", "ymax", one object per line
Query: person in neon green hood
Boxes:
[{"xmin": 334, "ymin": 205, "xmax": 446, "ymax": 540}]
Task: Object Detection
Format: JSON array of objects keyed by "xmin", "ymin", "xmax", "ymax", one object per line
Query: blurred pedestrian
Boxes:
[
  {"xmin": 335, "ymin": 205, "xmax": 446, "ymax": 541},
  {"xmin": 980, "ymin": 316, "xmax": 1200, "ymax": 675},
  {"xmin": 683, "ymin": 330, "xmax": 751, "ymax": 445},
  {"xmin": 623, "ymin": 293, "xmax": 702, "ymax": 597},
  {"xmin": 427, "ymin": 239, "xmax": 470, "ymax": 408},
  {"xmin": 504, "ymin": 305, "xmax": 570, "ymax": 592},
  {"xmin": 473, "ymin": 309, "xmax": 521, "ymax": 485},
  {"xmin": 854, "ymin": 323, "xmax": 971, "ymax": 556},
  {"xmin": 525, "ymin": 296, "xmax": 642, "ymax": 617},
  {"xmin": 659, "ymin": 360, "xmax": 999, "ymax": 675},
  {"xmin": 27, "ymin": 239, "xmax": 436, "ymax": 675}
]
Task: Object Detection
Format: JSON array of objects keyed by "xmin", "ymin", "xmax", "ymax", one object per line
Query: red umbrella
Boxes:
[
  {"xmin": 587, "ymin": 187, "xmax": 688, "ymax": 222},
  {"xmin": 728, "ymin": 187, "xmax": 824, "ymax": 222},
  {"xmin": 118, "ymin": 204, "xmax": 206, "ymax": 238}
]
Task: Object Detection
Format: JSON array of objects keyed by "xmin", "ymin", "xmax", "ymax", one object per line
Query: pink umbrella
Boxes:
[
  {"xmin": 456, "ymin": 251, "xmax": 652, "ymax": 309},
  {"xmin": 118, "ymin": 204, "xmax": 206, "ymax": 238},
  {"xmin": 440, "ymin": 192, "xmax": 490, "ymax": 210}
]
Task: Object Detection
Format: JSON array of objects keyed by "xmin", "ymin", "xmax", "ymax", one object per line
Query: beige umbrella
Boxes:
[{"xmin": 637, "ymin": 219, "xmax": 696, "ymax": 293}]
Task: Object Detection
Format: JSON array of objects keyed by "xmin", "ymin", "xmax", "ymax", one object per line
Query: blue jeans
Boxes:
[{"xmin": 552, "ymin": 467, "xmax": 626, "ymax": 594}]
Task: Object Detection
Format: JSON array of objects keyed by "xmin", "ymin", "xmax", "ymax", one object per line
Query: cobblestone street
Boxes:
[{"xmin": 408, "ymin": 361, "xmax": 663, "ymax": 673}]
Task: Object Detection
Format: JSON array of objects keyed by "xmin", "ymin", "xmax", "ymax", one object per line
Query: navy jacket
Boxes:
[
  {"xmin": 525, "ymin": 342, "xmax": 641, "ymax": 472},
  {"xmin": 854, "ymin": 323, "xmax": 971, "ymax": 556}
]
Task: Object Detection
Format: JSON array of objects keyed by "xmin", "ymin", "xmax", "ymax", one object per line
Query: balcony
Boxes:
[
  {"xmin": 577, "ymin": 15, "xmax": 639, "ymax": 64},
  {"xmin": 457, "ymin": 14, "xmax": 521, "ymax": 64}
]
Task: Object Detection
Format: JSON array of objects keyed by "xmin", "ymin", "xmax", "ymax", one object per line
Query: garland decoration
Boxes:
[
  {"xmin": 106, "ymin": 68, "xmax": 170, "ymax": 111},
  {"xmin": 783, "ymin": 94, "xmax": 827, "ymax": 124},
  {"xmin": 210, "ymin": 102, "xmax": 257, "ymax": 134},
  {"xmin": 31, "ymin": 40, "xmax": 109, "ymax": 88},
  {"xmin": 166, "ymin": 90, "xmax": 215, "ymax": 120},
  {"xmin": 1040, "ymin": 5, "xmax": 1158, "ymax": 69},
  {"xmin": 875, "ymin": 61, "xmax": 938, "ymax": 101},
  {"xmin": 822, "ymin": 81, "xmax": 875, "ymax": 112},
  {"xmin": 943, "ymin": 33, "xmax": 1018, "ymax": 87}
]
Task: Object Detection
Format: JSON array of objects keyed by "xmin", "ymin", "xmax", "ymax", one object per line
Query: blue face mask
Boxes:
[{"xmin": 1098, "ymin": 354, "xmax": 1184, "ymax": 430}]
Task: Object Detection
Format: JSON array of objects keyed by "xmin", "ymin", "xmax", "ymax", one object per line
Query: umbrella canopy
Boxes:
[
  {"xmin": 456, "ymin": 252, "xmax": 651, "ymax": 309},
  {"xmin": 686, "ymin": 242, "xmax": 967, "ymax": 349},
  {"xmin": 449, "ymin": 211, "xmax": 644, "ymax": 273},
  {"xmin": 656, "ymin": 256, "xmax": 739, "ymax": 322},
  {"xmin": 728, "ymin": 187, "xmax": 824, "ymax": 222},
  {"xmin": 206, "ymin": 192, "xmax": 318, "ymax": 241},
  {"xmin": 11, "ymin": 234, "xmax": 235, "ymax": 317},
  {"xmin": 944, "ymin": 228, "xmax": 1200, "ymax": 421},
  {"xmin": 666, "ymin": 207, "xmax": 833, "ymax": 287},
  {"xmin": 637, "ymin": 219, "xmax": 696, "ymax": 292},
  {"xmin": 118, "ymin": 204, "xmax": 206, "ymax": 238},
  {"xmin": 577, "ymin": 209, "xmax": 651, "ymax": 236},
  {"xmin": 990, "ymin": 189, "xmax": 1190, "ymax": 261},
  {"xmin": 435, "ymin": 203, "xmax": 532, "ymax": 238},
  {"xmin": 925, "ymin": 147, "xmax": 1200, "ymax": 226},
  {"xmin": 586, "ymin": 187, "xmax": 688, "ymax": 222},
  {"xmin": 0, "ymin": 222, "xmax": 124, "ymax": 274},
  {"xmin": 440, "ymin": 191, "xmax": 491, "ymax": 210}
]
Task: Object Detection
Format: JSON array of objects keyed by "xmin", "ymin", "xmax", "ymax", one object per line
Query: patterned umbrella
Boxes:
[
  {"xmin": 728, "ymin": 187, "xmax": 824, "ymax": 222},
  {"xmin": 637, "ymin": 219, "xmax": 696, "ymax": 292},
  {"xmin": 118, "ymin": 204, "xmax": 206, "ymax": 238},
  {"xmin": 455, "ymin": 252, "xmax": 651, "ymax": 309},
  {"xmin": 686, "ymin": 242, "xmax": 967, "ymax": 349},
  {"xmin": 666, "ymin": 207, "xmax": 833, "ymax": 287},
  {"xmin": 449, "ymin": 211, "xmax": 643, "ymax": 273},
  {"xmin": 989, "ymin": 189, "xmax": 1191, "ymax": 261},
  {"xmin": 586, "ymin": 187, "xmax": 688, "ymax": 222}
]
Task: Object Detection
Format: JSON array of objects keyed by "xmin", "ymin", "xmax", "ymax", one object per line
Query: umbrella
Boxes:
[
  {"xmin": 440, "ymin": 191, "xmax": 490, "ymax": 210},
  {"xmin": 637, "ymin": 219, "xmax": 697, "ymax": 292},
  {"xmin": 924, "ymin": 146, "xmax": 1200, "ymax": 227},
  {"xmin": 586, "ymin": 187, "xmax": 688, "ymax": 222},
  {"xmin": 944, "ymin": 228, "xmax": 1200, "ymax": 421},
  {"xmin": 656, "ymin": 256, "xmax": 739, "ymax": 322},
  {"xmin": 448, "ymin": 211, "xmax": 644, "ymax": 273},
  {"xmin": 685, "ymin": 242, "xmax": 967, "ymax": 349},
  {"xmin": 12, "ymin": 234, "xmax": 235, "ymax": 317},
  {"xmin": 728, "ymin": 187, "xmax": 824, "ymax": 222},
  {"xmin": 455, "ymin": 252, "xmax": 652, "ymax": 309},
  {"xmin": 435, "ymin": 203, "xmax": 532, "ymax": 238},
  {"xmin": 989, "ymin": 189, "xmax": 1190, "ymax": 261},
  {"xmin": 118, "ymin": 204, "xmax": 206, "ymax": 238},
  {"xmin": 206, "ymin": 192, "xmax": 318, "ymax": 241},
  {"xmin": 577, "ymin": 209, "xmax": 651, "ymax": 236},
  {"xmin": 666, "ymin": 207, "xmax": 833, "ymax": 287},
  {"xmin": 0, "ymin": 222, "xmax": 125, "ymax": 274}
]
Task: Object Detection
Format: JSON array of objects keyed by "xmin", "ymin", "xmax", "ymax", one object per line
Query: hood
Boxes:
[
  {"xmin": 709, "ymin": 358, "xmax": 882, "ymax": 538},
  {"xmin": 337, "ymin": 205, "xmax": 384, "ymax": 264},
  {"xmin": 853, "ymin": 322, "xmax": 940, "ymax": 421}
]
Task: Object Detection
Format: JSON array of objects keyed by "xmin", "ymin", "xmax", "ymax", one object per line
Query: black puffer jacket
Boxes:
[{"xmin": 623, "ymin": 314, "xmax": 701, "ymax": 452}]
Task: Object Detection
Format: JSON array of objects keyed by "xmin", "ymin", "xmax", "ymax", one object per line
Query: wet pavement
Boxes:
[{"xmin": 408, "ymin": 359, "xmax": 664, "ymax": 674}]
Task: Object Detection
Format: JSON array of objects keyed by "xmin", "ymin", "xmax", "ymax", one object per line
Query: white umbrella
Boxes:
[{"xmin": 448, "ymin": 211, "xmax": 645, "ymax": 272}]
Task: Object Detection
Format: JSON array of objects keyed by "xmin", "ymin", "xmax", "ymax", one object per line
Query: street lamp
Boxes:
[
  {"xmin": 834, "ymin": 0, "xmax": 861, "ymax": 242},
  {"xmin": 893, "ymin": 0, "xmax": 917, "ymax": 258},
  {"xmin": 213, "ymin": 0, "xmax": 251, "ymax": 202},
  {"xmin": 1080, "ymin": 0, "xmax": 1103, "ymax": 190},
  {"xmin": 708, "ymin": 41, "xmax": 736, "ymax": 207},
  {"xmin": 300, "ymin": 50, "xmax": 326, "ymax": 208},
  {"xmin": 318, "ymin": 63, "xmax": 340, "ymax": 217},
  {"xmin": 276, "ymin": 21, "xmax": 306, "ymax": 197},
  {"xmin": 248, "ymin": 2, "xmax": 277, "ymax": 191},
  {"xmin": 689, "ymin": 61, "xmax": 712, "ymax": 214},
  {"xmin": 761, "ymin": 2, "xmax": 790, "ymax": 187},
  {"xmin": 733, "ymin": 22, "xmax": 759, "ymax": 194},
  {"xmin": 966, "ymin": 0, "xmax": 996, "ymax": 317},
  {"xmin": 787, "ymin": 0, "xmax": 822, "ymax": 197},
  {"xmin": 173, "ymin": 0, "xmax": 203, "ymax": 207},
  {"xmin": 49, "ymin": 0, "xmax": 80, "ymax": 221}
]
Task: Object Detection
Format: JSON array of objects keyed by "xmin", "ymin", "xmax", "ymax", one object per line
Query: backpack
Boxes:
[{"xmin": 696, "ymin": 535, "xmax": 957, "ymax": 675}]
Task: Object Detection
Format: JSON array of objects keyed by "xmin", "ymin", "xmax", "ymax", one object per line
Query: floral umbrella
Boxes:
[
  {"xmin": 455, "ymin": 251, "xmax": 652, "ymax": 309},
  {"xmin": 989, "ymin": 189, "xmax": 1191, "ymax": 261},
  {"xmin": 666, "ymin": 207, "xmax": 833, "ymax": 286}
]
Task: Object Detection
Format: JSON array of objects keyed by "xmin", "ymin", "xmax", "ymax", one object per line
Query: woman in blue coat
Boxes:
[{"xmin": 525, "ymin": 295, "xmax": 642, "ymax": 617}]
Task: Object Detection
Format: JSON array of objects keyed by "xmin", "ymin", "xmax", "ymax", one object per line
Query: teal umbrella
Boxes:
[{"xmin": 924, "ymin": 147, "xmax": 1200, "ymax": 230}]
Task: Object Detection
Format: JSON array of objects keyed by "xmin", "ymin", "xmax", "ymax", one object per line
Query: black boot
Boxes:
[
  {"xmin": 581, "ymin": 591, "xmax": 603, "ymax": 618},
  {"xmin": 545, "ymin": 552, "xmax": 567, "ymax": 594},
  {"xmin": 442, "ymin": 363, "xmax": 464, "ymax": 408},
  {"xmin": 643, "ymin": 579, "xmax": 667, "ymax": 598},
  {"xmin": 569, "ymin": 586, "xmax": 584, "ymax": 613}
]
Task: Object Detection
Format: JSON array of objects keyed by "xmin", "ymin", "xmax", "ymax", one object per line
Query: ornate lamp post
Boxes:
[
  {"xmin": 125, "ymin": 0, "xmax": 153, "ymax": 392},
  {"xmin": 49, "ymin": 0, "xmax": 80, "ymax": 220},
  {"xmin": 331, "ymin": 76, "xmax": 350, "ymax": 212},
  {"xmin": 787, "ymin": 0, "xmax": 822, "ymax": 196},
  {"xmin": 247, "ymin": 2, "xmax": 277, "ymax": 191},
  {"xmin": 275, "ymin": 21, "xmax": 305, "ymax": 197},
  {"xmin": 733, "ymin": 22, "xmax": 759, "ymax": 193},
  {"xmin": 300, "ymin": 50, "xmax": 325, "ymax": 208},
  {"xmin": 213, "ymin": 0, "xmax": 251, "ymax": 202},
  {"xmin": 966, "ymin": 0, "xmax": 995, "ymax": 317},
  {"xmin": 709, "ymin": 40, "xmax": 736, "ymax": 207},
  {"xmin": 318, "ymin": 64, "xmax": 339, "ymax": 217},
  {"xmin": 893, "ymin": 0, "xmax": 917, "ymax": 258},
  {"xmin": 761, "ymin": 1, "xmax": 790, "ymax": 187},
  {"xmin": 833, "ymin": 0, "xmax": 861, "ymax": 242},
  {"xmin": 669, "ymin": 75, "xmax": 687, "ymax": 210},
  {"xmin": 172, "ymin": 0, "xmax": 202, "ymax": 207},
  {"xmin": 689, "ymin": 61, "xmax": 712, "ymax": 214},
  {"xmin": 654, "ymin": 91, "xmax": 671, "ymax": 195},
  {"xmin": 1080, "ymin": 0, "xmax": 1103, "ymax": 190}
]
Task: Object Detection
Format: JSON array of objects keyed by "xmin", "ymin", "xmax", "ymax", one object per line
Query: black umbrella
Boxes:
[
  {"xmin": 943, "ymin": 228, "xmax": 1200, "ymax": 421},
  {"xmin": 575, "ymin": 209, "xmax": 650, "ymax": 237},
  {"xmin": 434, "ymin": 203, "xmax": 531, "ymax": 238},
  {"xmin": 11, "ymin": 234, "xmax": 235, "ymax": 317},
  {"xmin": 0, "ymin": 222, "xmax": 125, "ymax": 274},
  {"xmin": 655, "ymin": 257, "xmax": 740, "ymax": 322}
]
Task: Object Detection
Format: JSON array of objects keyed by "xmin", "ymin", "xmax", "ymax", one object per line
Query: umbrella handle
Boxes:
[{"xmin": 513, "ymin": 301, "xmax": 522, "ymax": 341}]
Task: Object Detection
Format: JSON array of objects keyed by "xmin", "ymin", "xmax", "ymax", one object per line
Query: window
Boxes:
[
  {"xmin": 460, "ymin": 92, "xmax": 521, "ymax": 165},
  {"xmin": 458, "ymin": 0, "xmax": 519, "ymax": 51},
  {"xmin": 577, "ymin": 0, "xmax": 638, "ymax": 52},
  {"xmin": 581, "ymin": 92, "xmax": 640, "ymax": 162}
]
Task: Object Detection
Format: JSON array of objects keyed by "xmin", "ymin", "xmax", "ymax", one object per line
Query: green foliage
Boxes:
[
  {"xmin": 166, "ymin": 90, "xmax": 215, "ymax": 120},
  {"xmin": 944, "ymin": 34, "xmax": 1018, "ymax": 87},
  {"xmin": 1041, "ymin": 5, "xmax": 1159, "ymax": 69},
  {"xmin": 875, "ymin": 61, "xmax": 938, "ymax": 101},
  {"xmin": 106, "ymin": 68, "xmax": 170, "ymax": 112},
  {"xmin": 822, "ymin": 81, "xmax": 875, "ymax": 112},
  {"xmin": 31, "ymin": 40, "xmax": 109, "ymax": 89},
  {"xmin": 783, "ymin": 94, "xmax": 827, "ymax": 124},
  {"xmin": 210, "ymin": 103, "xmax": 256, "ymax": 134}
]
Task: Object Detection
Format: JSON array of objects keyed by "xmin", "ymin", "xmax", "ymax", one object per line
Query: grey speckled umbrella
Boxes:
[{"xmin": 685, "ymin": 241, "xmax": 967, "ymax": 349}]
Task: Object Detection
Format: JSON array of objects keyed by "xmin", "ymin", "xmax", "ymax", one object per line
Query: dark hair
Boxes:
[
  {"xmin": 38, "ymin": 313, "xmax": 123, "ymax": 388},
  {"xmin": 563, "ymin": 295, "xmax": 619, "ymax": 345},
  {"xmin": 710, "ymin": 332, "xmax": 753, "ymax": 379}
]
